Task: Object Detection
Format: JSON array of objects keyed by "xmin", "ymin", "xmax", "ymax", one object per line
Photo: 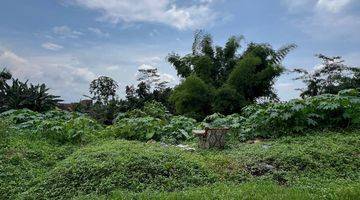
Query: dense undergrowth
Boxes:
[
  {"xmin": 1, "ymin": 126, "xmax": 359, "ymax": 199},
  {"xmin": 0, "ymin": 90, "xmax": 359, "ymax": 199}
]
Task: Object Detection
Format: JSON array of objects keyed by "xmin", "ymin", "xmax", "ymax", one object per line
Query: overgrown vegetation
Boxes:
[
  {"xmin": 1, "ymin": 118, "xmax": 359, "ymax": 199},
  {"xmin": 1, "ymin": 31, "xmax": 359, "ymax": 199},
  {"xmin": 0, "ymin": 69, "xmax": 62, "ymax": 113}
]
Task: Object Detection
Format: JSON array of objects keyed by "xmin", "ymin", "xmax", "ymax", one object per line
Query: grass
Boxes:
[{"xmin": 1, "ymin": 123, "xmax": 359, "ymax": 199}]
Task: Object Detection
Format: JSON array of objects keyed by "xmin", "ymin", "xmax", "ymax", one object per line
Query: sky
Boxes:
[{"xmin": 0, "ymin": 0, "xmax": 359, "ymax": 102}]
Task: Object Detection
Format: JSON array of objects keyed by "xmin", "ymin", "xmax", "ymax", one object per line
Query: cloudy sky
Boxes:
[{"xmin": 0, "ymin": 0, "xmax": 359, "ymax": 102}]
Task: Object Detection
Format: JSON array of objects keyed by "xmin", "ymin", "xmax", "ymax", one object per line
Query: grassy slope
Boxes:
[{"xmin": 1, "ymin": 128, "xmax": 359, "ymax": 199}]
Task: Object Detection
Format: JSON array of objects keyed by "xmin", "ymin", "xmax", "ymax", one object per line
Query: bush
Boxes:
[
  {"xmin": 37, "ymin": 116, "xmax": 103, "ymax": 144},
  {"xmin": 202, "ymin": 113, "xmax": 244, "ymax": 129},
  {"xmin": 238, "ymin": 90, "xmax": 360, "ymax": 140},
  {"xmin": 143, "ymin": 101, "xmax": 170, "ymax": 119},
  {"xmin": 103, "ymin": 117, "xmax": 165, "ymax": 141},
  {"xmin": 160, "ymin": 116, "xmax": 197, "ymax": 144},
  {"xmin": 0, "ymin": 109, "xmax": 103, "ymax": 144}
]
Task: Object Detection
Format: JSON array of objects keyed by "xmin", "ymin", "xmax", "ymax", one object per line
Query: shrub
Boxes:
[
  {"xmin": 160, "ymin": 116, "xmax": 197, "ymax": 144},
  {"xmin": 143, "ymin": 101, "xmax": 169, "ymax": 119},
  {"xmin": 202, "ymin": 113, "xmax": 244, "ymax": 129},
  {"xmin": 103, "ymin": 117, "xmax": 165, "ymax": 141},
  {"xmin": 37, "ymin": 116, "xmax": 103, "ymax": 144},
  {"xmin": 0, "ymin": 109, "xmax": 103, "ymax": 144},
  {"xmin": 238, "ymin": 90, "xmax": 360, "ymax": 140},
  {"xmin": 113, "ymin": 109, "xmax": 147, "ymax": 123}
]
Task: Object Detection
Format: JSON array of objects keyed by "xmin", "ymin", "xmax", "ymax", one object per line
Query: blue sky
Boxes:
[{"xmin": 0, "ymin": 0, "xmax": 359, "ymax": 102}]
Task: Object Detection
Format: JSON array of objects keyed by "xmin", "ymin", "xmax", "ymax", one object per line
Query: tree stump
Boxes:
[{"xmin": 193, "ymin": 128, "xmax": 229, "ymax": 149}]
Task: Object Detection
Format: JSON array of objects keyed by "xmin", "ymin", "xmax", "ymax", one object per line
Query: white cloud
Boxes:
[
  {"xmin": 53, "ymin": 25, "xmax": 83, "ymax": 38},
  {"xmin": 160, "ymin": 73, "xmax": 175, "ymax": 83},
  {"xmin": 0, "ymin": 49, "xmax": 96, "ymax": 102},
  {"xmin": 136, "ymin": 64, "xmax": 175, "ymax": 85},
  {"xmin": 106, "ymin": 65, "xmax": 120, "ymax": 71},
  {"xmin": 0, "ymin": 49, "xmax": 27, "ymax": 67},
  {"xmin": 66, "ymin": 0, "xmax": 217, "ymax": 29},
  {"xmin": 88, "ymin": 27, "xmax": 109, "ymax": 37},
  {"xmin": 283, "ymin": 0, "xmax": 353, "ymax": 12},
  {"xmin": 283, "ymin": 0, "xmax": 359, "ymax": 40},
  {"xmin": 138, "ymin": 64, "xmax": 156, "ymax": 70},
  {"xmin": 42, "ymin": 42, "xmax": 64, "ymax": 51},
  {"xmin": 316, "ymin": 0, "xmax": 352, "ymax": 13}
]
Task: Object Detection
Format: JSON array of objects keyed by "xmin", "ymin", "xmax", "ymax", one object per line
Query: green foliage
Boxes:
[
  {"xmin": 227, "ymin": 51, "xmax": 284, "ymax": 102},
  {"xmin": 125, "ymin": 67, "xmax": 174, "ymax": 113},
  {"xmin": 0, "ymin": 78, "xmax": 62, "ymax": 112},
  {"xmin": 160, "ymin": 116, "xmax": 197, "ymax": 144},
  {"xmin": 143, "ymin": 100, "xmax": 169, "ymax": 119},
  {"xmin": 37, "ymin": 116, "xmax": 102, "ymax": 144},
  {"xmin": 0, "ymin": 131, "xmax": 76, "ymax": 199},
  {"xmin": 109, "ymin": 101, "xmax": 196, "ymax": 144},
  {"xmin": 0, "ymin": 119, "xmax": 10, "ymax": 144},
  {"xmin": 100, "ymin": 181, "xmax": 360, "ymax": 200},
  {"xmin": 294, "ymin": 54, "xmax": 360, "ymax": 98},
  {"xmin": 238, "ymin": 90, "xmax": 360, "ymax": 139},
  {"xmin": 75, "ymin": 99, "xmax": 127, "ymax": 125},
  {"xmin": 0, "ymin": 109, "xmax": 103, "ymax": 144},
  {"xmin": 12, "ymin": 130, "xmax": 360, "ymax": 200},
  {"xmin": 168, "ymin": 33, "xmax": 295, "ymax": 116},
  {"xmin": 89, "ymin": 76, "xmax": 118, "ymax": 105},
  {"xmin": 1, "ymin": 108, "xmax": 359, "ymax": 200},
  {"xmin": 0, "ymin": 68, "xmax": 61, "ymax": 113},
  {"xmin": 24, "ymin": 140, "xmax": 216, "ymax": 199},
  {"xmin": 170, "ymin": 75, "xmax": 213, "ymax": 120},
  {"xmin": 213, "ymin": 85, "xmax": 244, "ymax": 114},
  {"xmin": 202, "ymin": 113, "xmax": 244, "ymax": 129},
  {"xmin": 103, "ymin": 116, "xmax": 165, "ymax": 141}
]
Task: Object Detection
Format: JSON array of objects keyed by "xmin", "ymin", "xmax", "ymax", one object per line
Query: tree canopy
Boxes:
[
  {"xmin": 294, "ymin": 54, "xmax": 360, "ymax": 98},
  {"xmin": 168, "ymin": 31, "xmax": 296, "ymax": 118}
]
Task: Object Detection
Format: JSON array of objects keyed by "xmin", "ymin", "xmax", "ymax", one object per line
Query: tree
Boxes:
[
  {"xmin": 168, "ymin": 31, "xmax": 244, "ymax": 88},
  {"xmin": 0, "ymin": 68, "xmax": 12, "ymax": 107},
  {"xmin": 0, "ymin": 68, "xmax": 12, "ymax": 85},
  {"xmin": 136, "ymin": 67, "xmax": 169, "ymax": 91},
  {"xmin": 125, "ymin": 67, "xmax": 173, "ymax": 111},
  {"xmin": 89, "ymin": 76, "xmax": 118, "ymax": 105},
  {"xmin": 0, "ymin": 68, "xmax": 62, "ymax": 112},
  {"xmin": 170, "ymin": 75, "xmax": 213, "ymax": 120},
  {"xmin": 168, "ymin": 31, "xmax": 296, "ymax": 115},
  {"xmin": 293, "ymin": 54, "xmax": 360, "ymax": 98},
  {"xmin": 213, "ymin": 85, "xmax": 244, "ymax": 115},
  {"xmin": 227, "ymin": 43, "xmax": 293, "ymax": 102}
]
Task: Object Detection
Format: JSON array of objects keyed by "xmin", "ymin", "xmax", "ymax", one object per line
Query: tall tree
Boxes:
[
  {"xmin": 168, "ymin": 31, "xmax": 244, "ymax": 87},
  {"xmin": 89, "ymin": 76, "xmax": 118, "ymax": 105},
  {"xmin": 136, "ymin": 67, "xmax": 169, "ymax": 91},
  {"xmin": 125, "ymin": 67, "xmax": 173, "ymax": 111},
  {"xmin": 293, "ymin": 54, "xmax": 360, "ymax": 98},
  {"xmin": 168, "ymin": 31, "xmax": 296, "ymax": 116},
  {"xmin": 228, "ymin": 43, "xmax": 296, "ymax": 102}
]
